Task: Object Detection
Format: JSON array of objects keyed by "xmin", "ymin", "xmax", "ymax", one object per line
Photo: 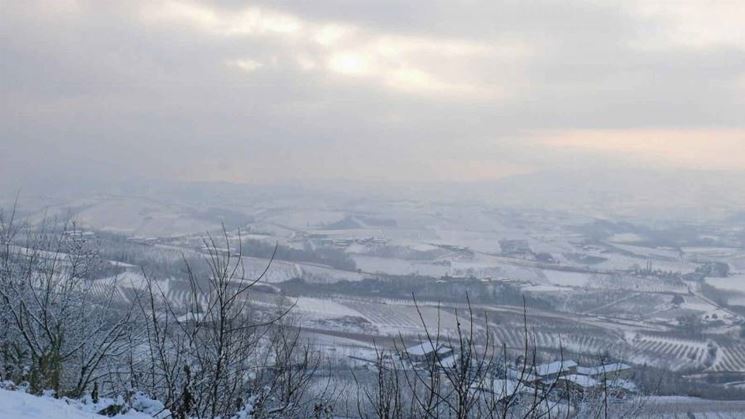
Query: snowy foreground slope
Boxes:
[{"xmin": 0, "ymin": 389, "xmax": 153, "ymax": 419}]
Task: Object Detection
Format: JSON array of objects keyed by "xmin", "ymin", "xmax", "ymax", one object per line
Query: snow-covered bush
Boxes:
[
  {"xmin": 127, "ymin": 231, "xmax": 322, "ymax": 418},
  {"xmin": 0, "ymin": 208, "xmax": 132, "ymax": 398},
  {"xmin": 1, "ymin": 205, "xmax": 322, "ymax": 418}
]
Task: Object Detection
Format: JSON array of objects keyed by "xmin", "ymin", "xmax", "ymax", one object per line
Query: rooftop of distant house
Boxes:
[
  {"xmin": 576, "ymin": 363, "xmax": 632, "ymax": 377},
  {"xmin": 405, "ymin": 341, "xmax": 451, "ymax": 356},
  {"xmin": 535, "ymin": 360, "xmax": 578, "ymax": 376},
  {"xmin": 559, "ymin": 374, "xmax": 599, "ymax": 389}
]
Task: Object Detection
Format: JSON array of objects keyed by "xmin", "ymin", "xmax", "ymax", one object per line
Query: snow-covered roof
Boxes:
[
  {"xmin": 535, "ymin": 360, "xmax": 577, "ymax": 377},
  {"xmin": 506, "ymin": 368, "xmax": 539, "ymax": 383},
  {"xmin": 577, "ymin": 363, "xmax": 632, "ymax": 377},
  {"xmin": 438, "ymin": 354, "xmax": 458, "ymax": 369},
  {"xmin": 559, "ymin": 374, "xmax": 599, "ymax": 389},
  {"xmin": 575, "ymin": 366, "xmax": 595, "ymax": 376},
  {"xmin": 406, "ymin": 341, "xmax": 451, "ymax": 356},
  {"xmin": 612, "ymin": 379, "xmax": 638, "ymax": 392},
  {"xmin": 490, "ymin": 379, "xmax": 521, "ymax": 396},
  {"xmin": 176, "ymin": 312, "xmax": 208, "ymax": 323},
  {"xmin": 597, "ymin": 363, "xmax": 632, "ymax": 374}
]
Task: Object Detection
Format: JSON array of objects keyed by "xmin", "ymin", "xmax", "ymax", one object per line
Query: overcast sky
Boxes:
[{"xmin": 2, "ymin": 0, "xmax": 745, "ymax": 187}]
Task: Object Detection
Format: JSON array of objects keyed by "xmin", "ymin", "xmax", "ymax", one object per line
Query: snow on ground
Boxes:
[
  {"xmin": 0, "ymin": 389, "xmax": 152, "ymax": 419},
  {"xmin": 706, "ymin": 274, "xmax": 745, "ymax": 307},
  {"xmin": 679, "ymin": 296, "xmax": 718, "ymax": 312},
  {"xmin": 729, "ymin": 256, "xmax": 745, "ymax": 271},
  {"xmin": 337, "ymin": 299, "xmax": 471, "ymax": 337},
  {"xmin": 540, "ymin": 270, "xmax": 591, "ymax": 287},
  {"xmin": 244, "ymin": 222, "xmax": 296, "ymax": 238},
  {"xmin": 302, "ymin": 332, "xmax": 379, "ymax": 363},
  {"xmin": 353, "ymin": 255, "xmax": 449, "ymax": 277},
  {"xmin": 294, "ymin": 296, "xmax": 364, "ymax": 320},
  {"xmin": 238, "ymin": 256, "xmax": 363, "ymax": 284},
  {"xmin": 73, "ymin": 197, "xmax": 221, "ymax": 237},
  {"xmin": 396, "ymin": 241, "xmax": 441, "ymax": 252},
  {"xmin": 593, "ymin": 252, "xmax": 694, "ymax": 273},
  {"xmin": 466, "ymin": 259, "xmax": 545, "ymax": 282},
  {"xmin": 521, "ymin": 284, "xmax": 571, "ymax": 293},
  {"xmin": 629, "ymin": 334, "xmax": 711, "ymax": 371},
  {"xmin": 261, "ymin": 209, "xmax": 346, "ymax": 229},
  {"xmin": 706, "ymin": 274, "xmax": 745, "ymax": 294},
  {"xmin": 683, "ymin": 247, "xmax": 745, "ymax": 259},
  {"xmin": 103, "ymin": 271, "xmax": 150, "ymax": 289},
  {"xmin": 609, "ymin": 243, "xmax": 682, "ymax": 261},
  {"xmin": 306, "ymin": 228, "xmax": 386, "ymax": 239},
  {"xmin": 429, "ymin": 229, "xmax": 503, "ymax": 254},
  {"xmin": 354, "ymin": 252, "xmax": 552, "ymax": 282},
  {"xmin": 607, "ymin": 233, "xmax": 645, "ymax": 243},
  {"xmin": 677, "ymin": 296, "xmax": 735, "ymax": 323}
]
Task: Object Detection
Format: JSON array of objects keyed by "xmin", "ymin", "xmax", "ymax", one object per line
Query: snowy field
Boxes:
[
  {"xmin": 539, "ymin": 270, "xmax": 592, "ymax": 287},
  {"xmin": 238, "ymin": 256, "xmax": 364, "ymax": 284},
  {"xmin": 706, "ymin": 274, "xmax": 745, "ymax": 306},
  {"xmin": 353, "ymin": 255, "xmax": 450, "ymax": 277},
  {"xmin": 294, "ymin": 296, "xmax": 365, "ymax": 320},
  {"xmin": 706, "ymin": 274, "xmax": 745, "ymax": 294}
]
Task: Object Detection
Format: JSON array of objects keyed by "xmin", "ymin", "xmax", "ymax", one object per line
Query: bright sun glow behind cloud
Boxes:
[{"xmin": 140, "ymin": 1, "xmax": 520, "ymax": 99}]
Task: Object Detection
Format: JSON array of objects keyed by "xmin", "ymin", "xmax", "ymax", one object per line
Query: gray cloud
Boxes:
[{"xmin": 2, "ymin": 0, "xmax": 744, "ymax": 191}]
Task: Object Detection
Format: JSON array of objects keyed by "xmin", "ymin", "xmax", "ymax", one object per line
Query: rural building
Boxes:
[
  {"xmin": 472, "ymin": 378, "xmax": 531, "ymax": 406},
  {"xmin": 607, "ymin": 379, "xmax": 638, "ymax": 399},
  {"xmin": 437, "ymin": 354, "xmax": 458, "ymax": 370},
  {"xmin": 556, "ymin": 374, "xmax": 600, "ymax": 397},
  {"xmin": 576, "ymin": 363, "xmax": 633, "ymax": 381},
  {"xmin": 534, "ymin": 360, "xmax": 578, "ymax": 380},
  {"xmin": 506, "ymin": 368, "xmax": 540, "ymax": 385},
  {"xmin": 405, "ymin": 341, "xmax": 453, "ymax": 363}
]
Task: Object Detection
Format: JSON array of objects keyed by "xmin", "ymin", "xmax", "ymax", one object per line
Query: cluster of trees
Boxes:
[{"xmin": 0, "ymin": 206, "xmax": 327, "ymax": 418}]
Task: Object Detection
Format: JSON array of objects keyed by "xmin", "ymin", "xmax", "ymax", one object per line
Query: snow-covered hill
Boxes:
[{"xmin": 0, "ymin": 389, "xmax": 157, "ymax": 419}]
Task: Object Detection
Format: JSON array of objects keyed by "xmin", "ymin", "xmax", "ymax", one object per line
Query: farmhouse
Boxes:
[
  {"xmin": 534, "ymin": 360, "xmax": 578, "ymax": 380},
  {"xmin": 474, "ymin": 378, "xmax": 531, "ymax": 406},
  {"xmin": 576, "ymin": 363, "xmax": 633, "ymax": 381},
  {"xmin": 556, "ymin": 374, "xmax": 600, "ymax": 397},
  {"xmin": 506, "ymin": 367, "xmax": 540, "ymax": 385},
  {"xmin": 607, "ymin": 379, "xmax": 639, "ymax": 399},
  {"xmin": 437, "ymin": 354, "xmax": 459, "ymax": 370},
  {"xmin": 405, "ymin": 341, "xmax": 453, "ymax": 363}
]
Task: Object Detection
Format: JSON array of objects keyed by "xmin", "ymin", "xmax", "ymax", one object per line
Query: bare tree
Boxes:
[
  {"xmin": 395, "ymin": 294, "xmax": 499, "ymax": 418},
  {"xmin": 131, "ymin": 227, "xmax": 322, "ymax": 418},
  {"xmin": 0, "ymin": 204, "xmax": 132, "ymax": 398},
  {"xmin": 250, "ymin": 314, "xmax": 324, "ymax": 418},
  {"xmin": 352, "ymin": 344, "xmax": 406, "ymax": 419},
  {"xmin": 355, "ymin": 294, "xmax": 646, "ymax": 419},
  {"xmin": 0, "ymin": 202, "xmax": 648, "ymax": 419}
]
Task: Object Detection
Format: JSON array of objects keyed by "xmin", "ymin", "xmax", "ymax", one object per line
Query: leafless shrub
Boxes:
[
  {"xmin": 356, "ymin": 294, "xmax": 645, "ymax": 418},
  {"xmin": 0, "ymin": 202, "xmax": 132, "ymax": 398},
  {"xmin": 129, "ymin": 228, "xmax": 322, "ymax": 418}
]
